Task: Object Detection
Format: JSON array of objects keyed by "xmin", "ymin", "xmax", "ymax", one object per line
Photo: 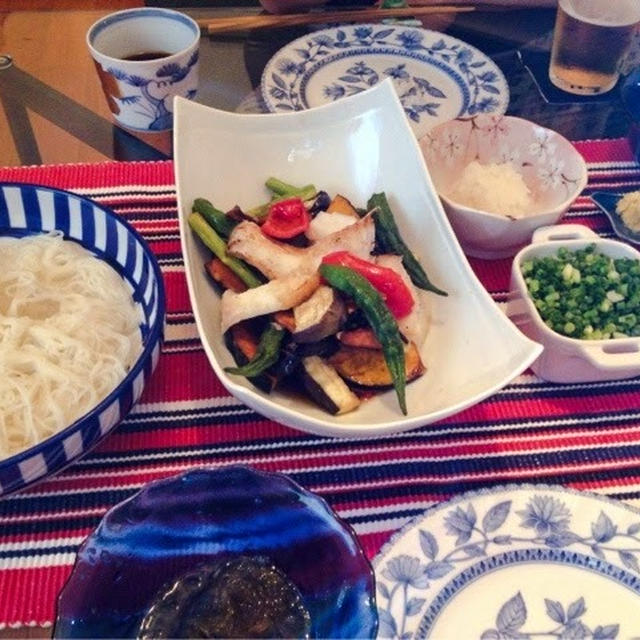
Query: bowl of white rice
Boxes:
[
  {"xmin": 419, "ymin": 115, "xmax": 588, "ymax": 259},
  {"xmin": 0, "ymin": 183, "xmax": 165, "ymax": 497}
]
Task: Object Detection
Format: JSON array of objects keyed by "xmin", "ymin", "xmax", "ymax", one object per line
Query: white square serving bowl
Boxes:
[
  {"xmin": 507, "ymin": 224, "xmax": 640, "ymax": 383},
  {"xmin": 173, "ymin": 80, "xmax": 542, "ymax": 438}
]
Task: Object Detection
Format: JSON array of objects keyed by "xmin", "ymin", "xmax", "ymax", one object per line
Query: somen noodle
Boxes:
[{"xmin": 0, "ymin": 232, "xmax": 143, "ymax": 458}]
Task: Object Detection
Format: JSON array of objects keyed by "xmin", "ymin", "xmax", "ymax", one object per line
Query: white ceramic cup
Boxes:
[{"xmin": 87, "ymin": 8, "xmax": 200, "ymax": 132}]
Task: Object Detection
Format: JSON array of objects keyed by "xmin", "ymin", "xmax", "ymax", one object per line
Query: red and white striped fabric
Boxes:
[{"xmin": 1, "ymin": 138, "xmax": 640, "ymax": 629}]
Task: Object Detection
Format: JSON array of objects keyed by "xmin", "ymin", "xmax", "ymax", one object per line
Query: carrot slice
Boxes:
[{"xmin": 206, "ymin": 258, "xmax": 247, "ymax": 293}]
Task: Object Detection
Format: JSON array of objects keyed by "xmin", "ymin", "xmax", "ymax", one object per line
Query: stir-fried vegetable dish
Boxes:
[{"xmin": 188, "ymin": 178, "xmax": 446, "ymax": 416}]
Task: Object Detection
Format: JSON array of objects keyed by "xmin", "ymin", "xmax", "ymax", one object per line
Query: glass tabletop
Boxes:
[{"xmin": 0, "ymin": 3, "xmax": 636, "ymax": 169}]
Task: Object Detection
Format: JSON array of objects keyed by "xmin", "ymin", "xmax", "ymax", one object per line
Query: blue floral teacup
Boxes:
[{"xmin": 87, "ymin": 8, "xmax": 199, "ymax": 132}]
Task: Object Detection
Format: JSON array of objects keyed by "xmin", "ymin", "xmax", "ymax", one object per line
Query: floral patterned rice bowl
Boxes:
[{"xmin": 419, "ymin": 115, "xmax": 588, "ymax": 259}]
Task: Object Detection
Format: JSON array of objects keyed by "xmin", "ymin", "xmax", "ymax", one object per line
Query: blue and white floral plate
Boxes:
[
  {"xmin": 260, "ymin": 24, "xmax": 509, "ymax": 138},
  {"xmin": 373, "ymin": 484, "xmax": 640, "ymax": 639}
]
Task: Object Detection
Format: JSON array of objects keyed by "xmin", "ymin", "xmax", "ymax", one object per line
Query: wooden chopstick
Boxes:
[{"xmin": 197, "ymin": 5, "xmax": 475, "ymax": 34}]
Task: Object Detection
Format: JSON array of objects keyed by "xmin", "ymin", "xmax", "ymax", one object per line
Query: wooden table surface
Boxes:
[{"xmin": 0, "ymin": 7, "xmax": 178, "ymax": 167}]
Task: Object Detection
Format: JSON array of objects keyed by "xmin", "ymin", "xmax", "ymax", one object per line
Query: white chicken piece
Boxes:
[
  {"xmin": 306, "ymin": 211, "xmax": 357, "ymax": 242},
  {"xmin": 220, "ymin": 272, "xmax": 320, "ymax": 333},
  {"xmin": 227, "ymin": 213, "xmax": 375, "ymax": 280}
]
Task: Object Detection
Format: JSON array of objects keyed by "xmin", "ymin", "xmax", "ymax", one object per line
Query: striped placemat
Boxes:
[{"xmin": 1, "ymin": 137, "xmax": 640, "ymax": 629}]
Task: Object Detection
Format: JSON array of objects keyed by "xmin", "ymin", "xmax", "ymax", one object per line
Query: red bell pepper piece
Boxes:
[
  {"xmin": 261, "ymin": 197, "xmax": 310, "ymax": 239},
  {"xmin": 322, "ymin": 251, "xmax": 414, "ymax": 318}
]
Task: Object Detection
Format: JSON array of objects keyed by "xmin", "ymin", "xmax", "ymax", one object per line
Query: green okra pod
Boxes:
[
  {"xmin": 188, "ymin": 212, "xmax": 262, "ymax": 289},
  {"xmin": 319, "ymin": 263, "xmax": 407, "ymax": 415},
  {"xmin": 368, "ymin": 192, "xmax": 447, "ymax": 296}
]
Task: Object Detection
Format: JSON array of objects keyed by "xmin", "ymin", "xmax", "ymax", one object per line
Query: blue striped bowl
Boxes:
[{"xmin": 0, "ymin": 183, "xmax": 165, "ymax": 497}]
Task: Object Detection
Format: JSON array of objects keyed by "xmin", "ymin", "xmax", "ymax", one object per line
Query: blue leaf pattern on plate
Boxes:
[
  {"xmin": 592, "ymin": 511, "xmax": 617, "ymax": 543},
  {"xmin": 545, "ymin": 598, "xmax": 566, "ymax": 624},
  {"xmin": 375, "ymin": 490, "xmax": 640, "ymax": 638},
  {"xmin": 496, "ymin": 592, "xmax": 527, "ymax": 634},
  {"xmin": 482, "ymin": 500, "xmax": 512, "ymax": 533},
  {"xmin": 483, "ymin": 593, "xmax": 619, "ymax": 639},
  {"xmin": 261, "ymin": 25, "xmax": 507, "ymax": 129},
  {"xmin": 419, "ymin": 530, "xmax": 438, "ymax": 561}
]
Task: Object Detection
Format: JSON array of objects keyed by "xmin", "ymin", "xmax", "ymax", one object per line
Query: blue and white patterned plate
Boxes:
[
  {"xmin": 373, "ymin": 484, "xmax": 640, "ymax": 639},
  {"xmin": 260, "ymin": 24, "xmax": 509, "ymax": 138}
]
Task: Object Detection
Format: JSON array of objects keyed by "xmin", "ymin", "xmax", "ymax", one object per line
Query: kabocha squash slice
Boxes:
[
  {"xmin": 327, "ymin": 194, "xmax": 360, "ymax": 218},
  {"xmin": 329, "ymin": 342, "xmax": 425, "ymax": 388}
]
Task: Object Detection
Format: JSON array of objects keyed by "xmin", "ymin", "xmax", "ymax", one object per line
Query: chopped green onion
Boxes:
[{"xmin": 522, "ymin": 243, "xmax": 640, "ymax": 340}]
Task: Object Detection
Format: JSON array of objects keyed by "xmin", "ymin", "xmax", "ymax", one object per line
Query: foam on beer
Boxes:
[{"xmin": 562, "ymin": 0, "xmax": 640, "ymax": 27}]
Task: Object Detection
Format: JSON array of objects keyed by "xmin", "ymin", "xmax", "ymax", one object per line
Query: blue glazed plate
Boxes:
[
  {"xmin": 54, "ymin": 465, "xmax": 378, "ymax": 638},
  {"xmin": 373, "ymin": 484, "xmax": 640, "ymax": 639},
  {"xmin": 260, "ymin": 24, "xmax": 509, "ymax": 139},
  {"xmin": 591, "ymin": 191, "xmax": 640, "ymax": 246},
  {"xmin": 0, "ymin": 183, "xmax": 165, "ymax": 497}
]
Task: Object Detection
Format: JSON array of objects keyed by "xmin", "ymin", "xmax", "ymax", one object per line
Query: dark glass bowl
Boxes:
[{"xmin": 54, "ymin": 465, "xmax": 377, "ymax": 639}]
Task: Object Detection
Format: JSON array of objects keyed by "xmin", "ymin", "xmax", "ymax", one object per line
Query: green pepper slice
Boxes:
[
  {"xmin": 368, "ymin": 192, "xmax": 447, "ymax": 296},
  {"xmin": 192, "ymin": 198, "xmax": 237, "ymax": 238},
  {"xmin": 224, "ymin": 324, "xmax": 285, "ymax": 378},
  {"xmin": 320, "ymin": 263, "xmax": 407, "ymax": 415}
]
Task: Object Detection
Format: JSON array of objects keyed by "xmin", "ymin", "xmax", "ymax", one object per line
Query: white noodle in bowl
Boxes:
[
  {"xmin": 0, "ymin": 232, "xmax": 143, "ymax": 458},
  {"xmin": 0, "ymin": 182, "xmax": 165, "ymax": 496}
]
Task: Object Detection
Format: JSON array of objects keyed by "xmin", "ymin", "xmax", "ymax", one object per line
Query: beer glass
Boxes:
[{"xmin": 549, "ymin": 0, "xmax": 640, "ymax": 95}]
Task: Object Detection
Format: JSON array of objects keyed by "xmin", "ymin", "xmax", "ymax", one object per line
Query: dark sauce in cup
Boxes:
[
  {"xmin": 123, "ymin": 51, "xmax": 171, "ymax": 61},
  {"xmin": 138, "ymin": 556, "xmax": 311, "ymax": 639}
]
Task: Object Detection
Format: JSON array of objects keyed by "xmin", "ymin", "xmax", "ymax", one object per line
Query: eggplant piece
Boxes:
[
  {"xmin": 338, "ymin": 327, "xmax": 381, "ymax": 350},
  {"xmin": 301, "ymin": 356, "xmax": 360, "ymax": 415},
  {"xmin": 307, "ymin": 190, "xmax": 331, "ymax": 216},
  {"xmin": 293, "ymin": 285, "xmax": 346, "ymax": 343},
  {"xmin": 329, "ymin": 342, "xmax": 425, "ymax": 388},
  {"xmin": 273, "ymin": 336, "xmax": 340, "ymax": 379},
  {"xmin": 342, "ymin": 307, "xmax": 369, "ymax": 331}
]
